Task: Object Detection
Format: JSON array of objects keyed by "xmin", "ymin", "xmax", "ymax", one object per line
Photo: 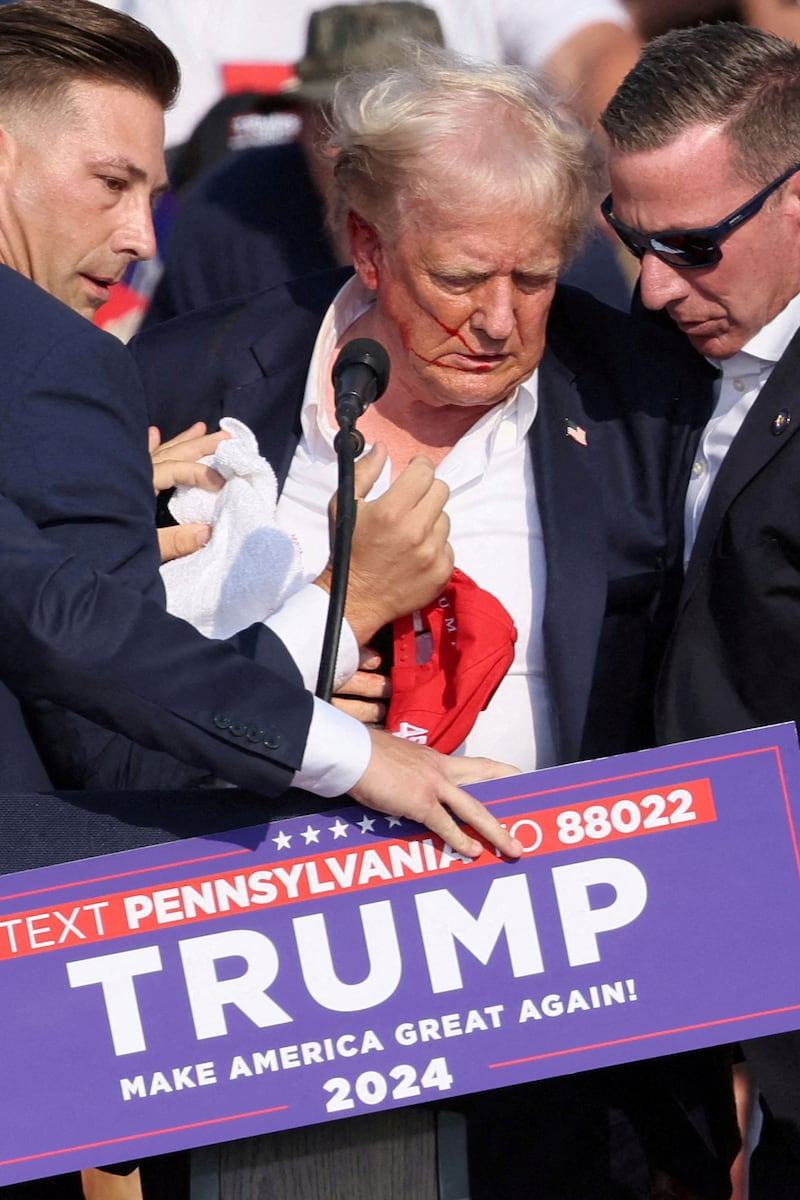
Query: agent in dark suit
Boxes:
[
  {"xmin": 0, "ymin": 9, "xmax": 515, "ymax": 1200},
  {"xmin": 131, "ymin": 44, "xmax": 736, "ymax": 1200},
  {"xmin": 601, "ymin": 19, "xmax": 800, "ymax": 1188},
  {"xmin": 0, "ymin": 0, "xmax": 519, "ymax": 856}
]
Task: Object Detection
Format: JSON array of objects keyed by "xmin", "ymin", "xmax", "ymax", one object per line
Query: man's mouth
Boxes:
[
  {"xmin": 81, "ymin": 274, "xmax": 119, "ymax": 307},
  {"xmin": 451, "ymin": 352, "xmax": 508, "ymax": 372},
  {"xmin": 668, "ymin": 307, "xmax": 724, "ymax": 336}
]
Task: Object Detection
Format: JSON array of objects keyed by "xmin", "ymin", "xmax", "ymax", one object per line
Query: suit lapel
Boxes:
[
  {"xmin": 534, "ymin": 348, "xmax": 607, "ymax": 764},
  {"xmin": 682, "ymin": 325, "xmax": 800, "ymax": 600},
  {"xmin": 219, "ymin": 296, "xmax": 328, "ymax": 487}
]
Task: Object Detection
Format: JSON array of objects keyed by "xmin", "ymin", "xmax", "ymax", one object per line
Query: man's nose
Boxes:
[
  {"xmin": 471, "ymin": 279, "xmax": 516, "ymax": 340},
  {"xmin": 638, "ymin": 253, "xmax": 691, "ymax": 311},
  {"xmin": 113, "ymin": 199, "xmax": 158, "ymax": 262}
]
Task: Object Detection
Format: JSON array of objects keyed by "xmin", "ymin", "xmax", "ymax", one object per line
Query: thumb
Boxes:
[
  {"xmin": 148, "ymin": 425, "xmax": 161, "ymax": 454},
  {"xmin": 158, "ymin": 523, "xmax": 211, "ymax": 563},
  {"xmin": 353, "ymin": 442, "xmax": 388, "ymax": 500}
]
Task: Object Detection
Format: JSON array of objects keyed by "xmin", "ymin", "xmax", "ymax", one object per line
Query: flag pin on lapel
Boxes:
[{"xmin": 565, "ymin": 419, "xmax": 588, "ymax": 446}]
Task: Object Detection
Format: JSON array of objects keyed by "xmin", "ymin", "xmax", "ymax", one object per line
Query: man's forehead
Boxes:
[
  {"xmin": 609, "ymin": 126, "xmax": 735, "ymax": 185},
  {"xmin": 56, "ymin": 78, "xmax": 167, "ymax": 185},
  {"xmin": 608, "ymin": 127, "xmax": 746, "ymax": 223}
]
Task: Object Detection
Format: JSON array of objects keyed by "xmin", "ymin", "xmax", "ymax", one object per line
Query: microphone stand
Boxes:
[
  {"xmin": 315, "ymin": 414, "xmax": 365, "ymax": 703},
  {"xmin": 316, "ymin": 338, "xmax": 390, "ymax": 702}
]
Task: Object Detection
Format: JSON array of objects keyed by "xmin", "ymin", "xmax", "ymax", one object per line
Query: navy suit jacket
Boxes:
[
  {"xmin": 145, "ymin": 142, "xmax": 338, "ymax": 327},
  {"xmin": 656, "ymin": 323, "xmax": 800, "ymax": 742},
  {"xmin": 647, "ymin": 314, "xmax": 800, "ymax": 1150},
  {"xmin": 0, "ymin": 263, "xmax": 321, "ymax": 795},
  {"xmin": 133, "ymin": 270, "xmax": 707, "ymax": 770}
]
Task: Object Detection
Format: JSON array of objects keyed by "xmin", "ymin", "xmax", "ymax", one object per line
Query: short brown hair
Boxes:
[
  {"xmin": 601, "ymin": 23, "xmax": 800, "ymax": 186},
  {"xmin": 0, "ymin": 0, "xmax": 179, "ymax": 112}
]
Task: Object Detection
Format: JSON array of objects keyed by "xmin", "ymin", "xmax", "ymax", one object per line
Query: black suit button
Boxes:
[
  {"xmin": 264, "ymin": 732, "xmax": 282, "ymax": 750},
  {"xmin": 246, "ymin": 726, "xmax": 265, "ymax": 743},
  {"xmin": 229, "ymin": 723, "xmax": 247, "ymax": 737},
  {"xmin": 213, "ymin": 713, "xmax": 232, "ymax": 730}
]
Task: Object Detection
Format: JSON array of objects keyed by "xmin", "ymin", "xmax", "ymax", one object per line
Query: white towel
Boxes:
[{"xmin": 161, "ymin": 418, "xmax": 303, "ymax": 640}]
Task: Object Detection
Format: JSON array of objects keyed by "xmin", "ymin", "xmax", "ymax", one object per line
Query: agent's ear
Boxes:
[
  {"xmin": 348, "ymin": 210, "xmax": 383, "ymax": 290},
  {"xmin": 785, "ymin": 170, "xmax": 800, "ymax": 228}
]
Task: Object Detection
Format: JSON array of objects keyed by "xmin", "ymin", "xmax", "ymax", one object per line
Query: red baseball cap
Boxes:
[{"xmin": 386, "ymin": 568, "xmax": 517, "ymax": 754}]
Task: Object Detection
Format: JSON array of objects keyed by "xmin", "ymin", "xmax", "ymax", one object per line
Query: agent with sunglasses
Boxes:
[{"xmin": 602, "ymin": 20, "xmax": 800, "ymax": 1178}]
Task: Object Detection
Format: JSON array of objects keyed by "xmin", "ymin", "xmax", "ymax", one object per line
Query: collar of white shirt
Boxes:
[{"xmin": 301, "ymin": 275, "xmax": 538, "ymax": 479}]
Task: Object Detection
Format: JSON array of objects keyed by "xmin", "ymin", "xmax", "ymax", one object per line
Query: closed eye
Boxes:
[
  {"xmin": 431, "ymin": 272, "xmax": 489, "ymax": 293},
  {"xmin": 512, "ymin": 273, "xmax": 555, "ymax": 293}
]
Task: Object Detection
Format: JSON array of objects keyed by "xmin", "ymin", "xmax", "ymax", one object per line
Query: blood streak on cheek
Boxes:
[
  {"xmin": 395, "ymin": 315, "xmax": 494, "ymax": 373},
  {"xmin": 410, "ymin": 315, "xmax": 493, "ymax": 372},
  {"xmin": 433, "ymin": 316, "xmax": 476, "ymax": 352},
  {"xmin": 411, "ymin": 349, "xmax": 493, "ymax": 373}
]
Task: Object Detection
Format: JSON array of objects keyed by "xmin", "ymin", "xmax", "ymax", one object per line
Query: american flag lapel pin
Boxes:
[{"xmin": 565, "ymin": 418, "xmax": 588, "ymax": 446}]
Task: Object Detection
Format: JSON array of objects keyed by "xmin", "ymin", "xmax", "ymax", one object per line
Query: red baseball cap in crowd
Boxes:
[{"xmin": 386, "ymin": 568, "xmax": 517, "ymax": 754}]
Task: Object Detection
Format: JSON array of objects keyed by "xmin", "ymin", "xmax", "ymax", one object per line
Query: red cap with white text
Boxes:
[{"xmin": 386, "ymin": 568, "xmax": 517, "ymax": 754}]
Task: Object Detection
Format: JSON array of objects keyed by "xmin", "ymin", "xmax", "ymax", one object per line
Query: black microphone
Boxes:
[
  {"xmin": 317, "ymin": 338, "xmax": 390, "ymax": 701},
  {"xmin": 332, "ymin": 337, "xmax": 390, "ymax": 427}
]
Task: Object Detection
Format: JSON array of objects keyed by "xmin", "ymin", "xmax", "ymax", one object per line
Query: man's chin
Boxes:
[
  {"xmin": 686, "ymin": 331, "xmax": 742, "ymax": 361},
  {"xmin": 72, "ymin": 293, "xmax": 107, "ymax": 322},
  {"xmin": 77, "ymin": 273, "xmax": 114, "ymax": 316},
  {"xmin": 48, "ymin": 279, "xmax": 105, "ymax": 320},
  {"xmin": 674, "ymin": 318, "xmax": 737, "ymax": 360}
]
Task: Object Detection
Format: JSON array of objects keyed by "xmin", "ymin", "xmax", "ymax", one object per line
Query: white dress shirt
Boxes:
[
  {"xmin": 276, "ymin": 278, "xmax": 555, "ymax": 774},
  {"xmin": 684, "ymin": 289, "xmax": 800, "ymax": 562}
]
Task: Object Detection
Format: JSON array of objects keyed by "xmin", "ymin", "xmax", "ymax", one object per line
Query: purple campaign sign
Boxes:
[{"xmin": 2, "ymin": 724, "xmax": 800, "ymax": 1183}]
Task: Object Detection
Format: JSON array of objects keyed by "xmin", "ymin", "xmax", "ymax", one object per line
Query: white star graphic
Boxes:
[
  {"xmin": 329, "ymin": 818, "xmax": 350, "ymax": 839},
  {"xmin": 272, "ymin": 830, "xmax": 292, "ymax": 850},
  {"xmin": 357, "ymin": 815, "xmax": 377, "ymax": 833},
  {"xmin": 385, "ymin": 815, "xmax": 403, "ymax": 828},
  {"xmin": 301, "ymin": 825, "xmax": 321, "ymax": 844}
]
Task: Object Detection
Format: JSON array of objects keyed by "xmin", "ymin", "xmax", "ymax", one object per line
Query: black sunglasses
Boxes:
[{"xmin": 601, "ymin": 160, "xmax": 800, "ymax": 269}]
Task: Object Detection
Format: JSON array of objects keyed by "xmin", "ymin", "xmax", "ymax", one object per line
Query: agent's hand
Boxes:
[
  {"xmin": 149, "ymin": 422, "xmax": 229, "ymax": 493},
  {"xmin": 350, "ymin": 728, "xmax": 523, "ymax": 860},
  {"xmin": 317, "ymin": 443, "xmax": 453, "ymax": 644},
  {"xmin": 150, "ymin": 422, "xmax": 229, "ymax": 563}
]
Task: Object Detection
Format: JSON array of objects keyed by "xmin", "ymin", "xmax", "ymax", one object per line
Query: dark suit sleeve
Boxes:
[
  {"xmin": 0, "ymin": 488, "xmax": 314, "ymax": 794},
  {"xmin": 0, "ymin": 312, "xmax": 313, "ymax": 792}
]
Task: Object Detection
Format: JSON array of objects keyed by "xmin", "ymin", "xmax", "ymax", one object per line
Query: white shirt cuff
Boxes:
[
  {"xmin": 264, "ymin": 583, "xmax": 359, "ymax": 691},
  {"xmin": 292, "ymin": 697, "xmax": 372, "ymax": 797}
]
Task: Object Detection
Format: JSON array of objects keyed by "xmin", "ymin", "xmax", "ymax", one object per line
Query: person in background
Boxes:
[
  {"xmin": 142, "ymin": 1, "xmax": 632, "ymax": 329},
  {"xmin": 624, "ymin": 0, "xmax": 800, "ymax": 43},
  {"xmin": 132, "ymin": 43, "xmax": 739, "ymax": 1200},
  {"xmin": 96, "ymin": 0, "xmax": 638, "ymax": 334},
  {"xmin": 601, "ymin": 22, "xmax": 800, "ymax": 1199},
  {"xmin": 143, "ymin": 3, "xmax": 446, "ymax": 325},
  {"xmin": 99, "ymin": 0, "xmax": 639, "ymax": 146}
]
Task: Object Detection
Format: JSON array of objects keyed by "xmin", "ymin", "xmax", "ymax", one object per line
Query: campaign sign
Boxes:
[{"xmin": 2, "ymin": 724, "xmax": 800, "ymax": 1183}]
